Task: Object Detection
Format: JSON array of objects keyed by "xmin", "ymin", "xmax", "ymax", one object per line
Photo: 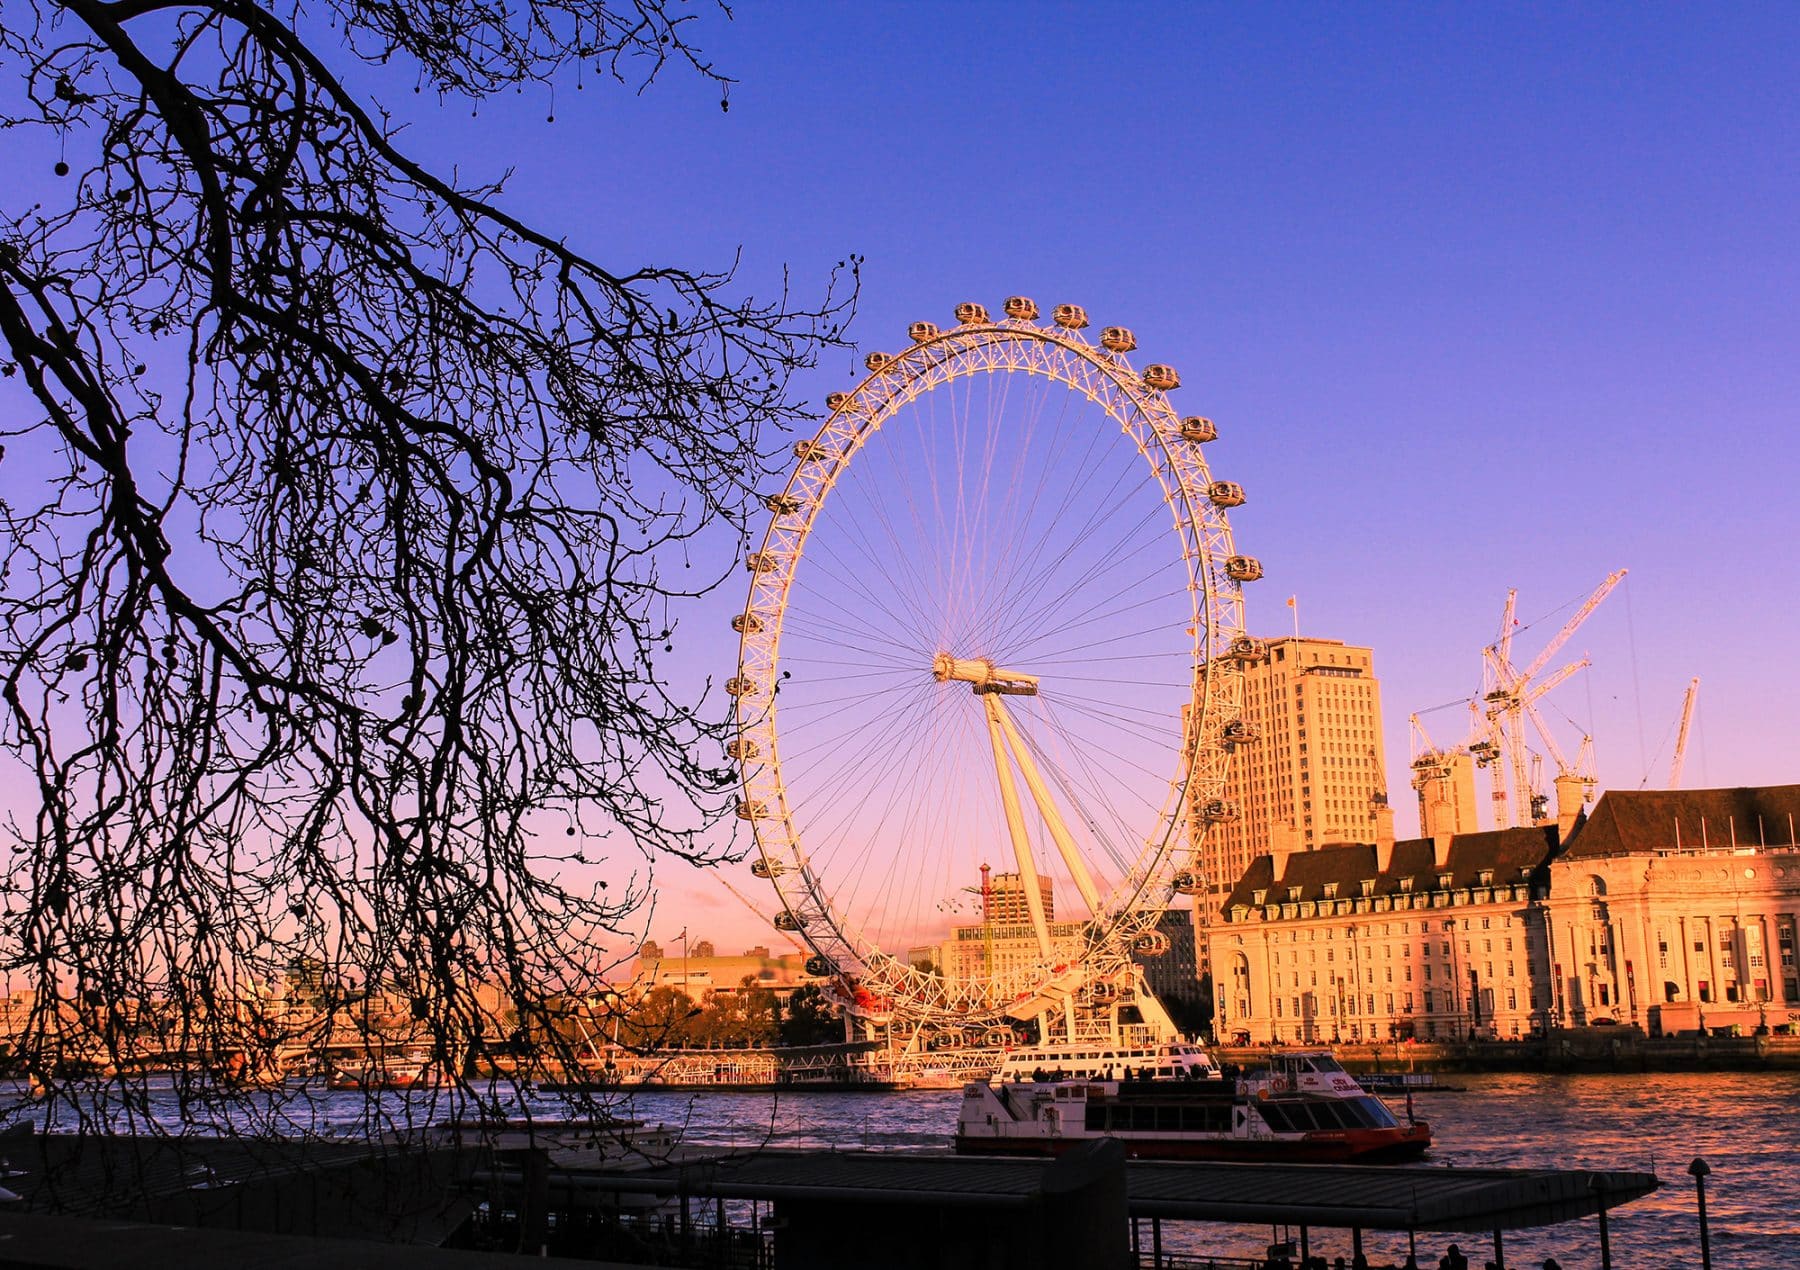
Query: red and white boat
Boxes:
[{"xmin": 956, "ymin": 1050, "xmax": 1430, "ymax": 1164}]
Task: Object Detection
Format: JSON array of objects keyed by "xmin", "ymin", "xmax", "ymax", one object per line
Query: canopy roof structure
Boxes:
[{"xmin": 541, "ymin": 1149, "xmax": 1658, "ymax": 1235}]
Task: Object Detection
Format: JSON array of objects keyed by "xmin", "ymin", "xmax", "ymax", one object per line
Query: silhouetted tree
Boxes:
[
  {"xmin": 618, "ymin": 985, "xmax": 699, "ymax": 1052},
  {"xmin": 776, "ymin": 983, "xmax": 842, "ymax": 1048},
  {"xmin": 687, "ymin": 975, "xmax": 774, "ymax": 1047},
  {"xmin": 0, "ymin": 0, "xmax": 852, "ymax": 1131}
]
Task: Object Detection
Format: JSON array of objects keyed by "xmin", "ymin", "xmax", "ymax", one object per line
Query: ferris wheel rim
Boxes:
[{"xmin": 731, "ymin": 307, "xmax": 1252, "ymax": 1025}]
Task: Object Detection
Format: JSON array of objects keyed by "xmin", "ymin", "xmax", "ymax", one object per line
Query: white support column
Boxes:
[
  {"xmin": 985, "ymin": 694, "xmax": 1054, "ymax": 961},
  {"xmin": 991, "ymin": 694, "xmax": 1102, "ymax": 914}
]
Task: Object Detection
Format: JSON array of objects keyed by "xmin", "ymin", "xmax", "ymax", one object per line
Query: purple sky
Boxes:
[
  {"xmin": 590, "ymin": 5, "xmax": 1800, "ymax": 952},
  {"xmin": 7, "ymin": 4, "xmax": 1798, "ymax": 958}
]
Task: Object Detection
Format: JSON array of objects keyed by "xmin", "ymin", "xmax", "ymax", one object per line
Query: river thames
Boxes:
[
  {"xmin": 603, "ymin": 1070, "xmax": 1791, "ymax": 1268},
  {"xmin": 20, "ymin": 1068, "xmax": 1793, "ymax": 1266}
]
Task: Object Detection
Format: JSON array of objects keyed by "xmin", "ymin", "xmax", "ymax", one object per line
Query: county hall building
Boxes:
[{"xmin": 1206, "ymin": 784, "xmax": 1800, "ymax": 1043}]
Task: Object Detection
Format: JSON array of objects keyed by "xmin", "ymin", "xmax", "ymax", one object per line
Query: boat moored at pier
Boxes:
[
  {"xmin": 992, "ymin": 1039, "xmax": 1220, "ymax": 1084},
  {"xmin": 957, "ymin": 1050, "xmax": 1430, "ymax": 1163}
]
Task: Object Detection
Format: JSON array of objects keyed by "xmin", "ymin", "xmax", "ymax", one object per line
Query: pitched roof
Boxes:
[
  {"xmin": 1222, "ymin": 826, "xmax": 1558, "ymax": 912},
  {"xmin": 1562, "ymin": 785, "xmax": 1800, "ymax": 858}
]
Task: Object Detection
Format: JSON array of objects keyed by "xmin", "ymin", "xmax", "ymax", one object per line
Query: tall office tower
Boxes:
[
  {"xmin": 1413, "ymin": 747, "xmax": 1480, "ymax": 840},
  {"xmin": 1199, "ymin": 637, "xmax": 1389, "ymax": 906},
  {"xmin": 981, "ymin": 868, "xmax": 1055, "ymax": 923}
]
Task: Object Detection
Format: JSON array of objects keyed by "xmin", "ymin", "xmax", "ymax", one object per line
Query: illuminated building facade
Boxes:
[
  {"xmin": 1208, "ymin": 784, "xmax": 1800, "ymax": 1043},
  {"xmin": 1210, "ymin": 826, "xmax": 1558, "ymax": 1043},
  {"xmin": 1201, "ymin": 638, "xmax": 1388, "ymax": 903},
  {"xmin": 1545, "ymin": 785, "xmax": 1800, "ymax": 1033}
]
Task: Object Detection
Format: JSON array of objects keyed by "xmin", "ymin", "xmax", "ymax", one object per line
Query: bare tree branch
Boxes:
[{"xmin": 0, "ymin": 0, "xmax": 855, "ymax": 1136}]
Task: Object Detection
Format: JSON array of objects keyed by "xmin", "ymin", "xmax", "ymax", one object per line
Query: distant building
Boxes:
[
  {"xmin": 1210, "ymin": 826, "xmax": 1558, "ymax": 1043},
  {"xmin": 1548, "ymin": 785, "xmax": 1800, "ymax": 1033},
  {"xmin": 981, "ymin": 868, "xmax": 1055, "ymax": 923},
  {"xmin": 936, "ymin": 867, "xmax": 1083, "ymax": 982},
  {"xmin": 1413, "ymin": 747, "xmax": 1481, "ymax": 841},
  {"xmin": 1131, "ymin": 908, "xmax": 1205, "ymax": 1029},
  {"xmin": 634, "ymin": 946, "xmax": 818, "ymax": 1004},
  {"xmin": 906, "ymin": 943, "xmax": 944, "ymax": 975},
  {"xmin": 946, "ymin": 917, "xmax": 1086, "ymax": 983}
]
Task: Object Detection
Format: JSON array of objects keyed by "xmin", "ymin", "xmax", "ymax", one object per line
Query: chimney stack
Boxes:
[
  {"xmin": 1268, "ymin": 822, "xmax": 1301, "ymax": 886},
  {"xmin": 1374, "ymin": 814, "xmax": 1399, "ymax": 874},
  {"xmin": 1432, "ymin": 829, "xmax": 1455, "ymax": 870},
  {"xmin": 1554, "ymin": 773, "xmax": 1588, "ymax": 842}
]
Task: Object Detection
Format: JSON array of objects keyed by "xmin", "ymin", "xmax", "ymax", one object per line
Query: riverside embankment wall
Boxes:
[{"xmin": 1218, "ymin": 1032, "xmax": 1800, "ymax": 1074}]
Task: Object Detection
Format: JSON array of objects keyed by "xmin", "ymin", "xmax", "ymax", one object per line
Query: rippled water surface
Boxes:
[{"xmin": 607, "ymin": 1071, "xmax": 1793, "ymax": 1268}]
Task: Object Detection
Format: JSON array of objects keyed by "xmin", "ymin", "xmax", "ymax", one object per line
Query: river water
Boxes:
[
  {"xmin": 17, "ymin": 1071, "xmax": 1793, "ymax": 1266},
  {"xmin": 603, "ymin": 1071, "xmax": 1793, "ymax": 1268}
]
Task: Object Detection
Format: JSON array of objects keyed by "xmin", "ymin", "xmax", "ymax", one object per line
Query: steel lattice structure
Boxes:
[{"xmin": 728, "ymin": 300, "xmax": 1259, "ymax": 1029}]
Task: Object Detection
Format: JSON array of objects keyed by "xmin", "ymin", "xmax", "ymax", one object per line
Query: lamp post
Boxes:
[{"xmin": 1689, "ymin": 1157, "xmax": 1712, "ymax": 1270}]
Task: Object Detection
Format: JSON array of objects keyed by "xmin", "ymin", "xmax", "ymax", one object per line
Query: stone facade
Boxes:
[
  {"xmin": 1210, "ymin": 827, "xmax": 1556, "ymax": 1043},
  {"xmin": 1207, "ymin": 784, "xmax": 1800, "ymax": 1043},
  {"xmin": 1546, "ymin": 785, "xmax": 1800, "ymax": 1034}
]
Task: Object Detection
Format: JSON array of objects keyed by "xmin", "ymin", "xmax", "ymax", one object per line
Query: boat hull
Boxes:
[{"xmin": 954, "ymin": 1122, "xmax": 1431, "ymax": 1164}]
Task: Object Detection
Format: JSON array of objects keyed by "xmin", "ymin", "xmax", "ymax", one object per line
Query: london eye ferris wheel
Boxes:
[{"xmin": 728, "ymin": 298, "xmax": 1261, "ymax": 1032}]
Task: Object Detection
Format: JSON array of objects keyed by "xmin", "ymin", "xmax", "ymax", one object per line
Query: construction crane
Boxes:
[
  {"xmin": 1408, "ymin": 713, "xmax": 1456, "ymax": 792},
  {"xmin": 1408, "ymin": 711, "xmax": 1475, "ymax": 839},
  {"xmin": 1475, "ymin": 569, "xmax": 1627, "ymax": 828},
  {"xmin": 1670, "ymin": 677, "xmax": 1700, "ymax": 788}
]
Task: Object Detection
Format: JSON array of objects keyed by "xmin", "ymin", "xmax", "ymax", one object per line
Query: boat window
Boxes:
[
  {"xmin": 1315, "ymin": 1100, "xmax": 1359, "ymax": 1130},
  {"xmin": 1281, "ymin": 1101, "xmax": 1322, "ymax": 1130},
  {"xmin": 1086, "ymin": 1106, "xmax": 1106, "ymax": 1131},
  {"xmin": 1191, "ymin": 1104, "xmax": 1232, "ymax": 1133},
  {"xmin": 1258, "ymin": 1103, "xmax": 1298, "ymax": 1132},
  {"xmin": 1312, "ymin": 1056, "xmax": 1346, "ymax": 1073},
  {"xmin": 1350, "ymin": 1097, "xmax": 1397, "ymax": 1128}
]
